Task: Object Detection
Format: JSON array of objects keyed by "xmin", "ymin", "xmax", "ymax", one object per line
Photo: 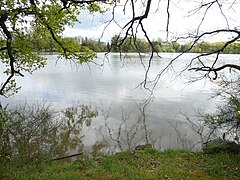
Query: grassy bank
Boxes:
[{"xmin": 1, "ymin": 149, "xmax": 239, "ymax": 179}]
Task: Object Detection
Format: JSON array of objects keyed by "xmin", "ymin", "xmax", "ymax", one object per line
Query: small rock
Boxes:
[{"xmin": 203, "ymin": 138, "xmax": 240, "ymax": 154}]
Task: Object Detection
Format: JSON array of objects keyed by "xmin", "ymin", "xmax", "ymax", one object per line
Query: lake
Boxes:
[{"xmin": 1, "ymin": 53, "xmax": 239, "ymax": 153}]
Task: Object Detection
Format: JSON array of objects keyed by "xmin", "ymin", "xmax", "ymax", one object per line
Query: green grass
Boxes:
[{"xmin": 1, "ymin": 149, "xmax": 239, "ymax": 179}]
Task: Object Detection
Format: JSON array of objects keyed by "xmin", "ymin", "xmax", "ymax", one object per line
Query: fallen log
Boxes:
[{"xmin": 51, "ymin": 152, "xmax": 84, "ymax": 161}]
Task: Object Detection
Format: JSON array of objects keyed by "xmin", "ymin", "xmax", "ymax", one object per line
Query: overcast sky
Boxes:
[{"xmin": 63, "ymin": 0, "xmax": 240, "ymax": 42}]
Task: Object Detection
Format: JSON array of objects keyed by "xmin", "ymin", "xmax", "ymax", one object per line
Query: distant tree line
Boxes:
[
  {"xmin": 151, "ymin": 38, "xmax": 240, "ymax": 54},
  {"xmin": 31, "ymin": 32, "xmax": 240, "ymax": 54}
]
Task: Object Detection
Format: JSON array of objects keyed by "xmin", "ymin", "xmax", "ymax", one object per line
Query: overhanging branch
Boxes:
[
  {"xmin": 186, "ymin": 29, "xmax": 240, "ymax": 80},
  {"xmin": 0, "ymin": 13, "xmax": 24, "ymax": 96},
  {"xmin": 189, "ymin": 64, "xmax": 240, "ymax": 80}
]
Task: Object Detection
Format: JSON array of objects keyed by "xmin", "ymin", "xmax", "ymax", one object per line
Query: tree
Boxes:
[
  {"xmin": 81, "ymin": 37, "xmax": 107, "ymax": 52},
  {"xmin": 1, "ymin": 0, "xmax": 240, "ymax": 96},
  {"xmin": 154, "ymin": 45, "xmax": 162, "ymax": 53},
  {"xmin": 30, "ymin": 26, "xmax": 57, "ymax": 51},
  {"xmin": 0, "ymin": 0, "xmax": 110, "ymax": 96},
  {"xmin": 99, "ymin": 0, "xmax": 240, "ymax": 90}
]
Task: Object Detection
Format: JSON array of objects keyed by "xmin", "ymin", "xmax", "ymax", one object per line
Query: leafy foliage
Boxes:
[{"xmin": 0, "ymin": 0, "xmax": 109, "ymax": 96}]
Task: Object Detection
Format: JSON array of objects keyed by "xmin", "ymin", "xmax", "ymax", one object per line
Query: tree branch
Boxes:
[
  {"xmin": 189, "ymin": 64, "xmax": 240, "ymax": 80},
  {"xmin": 0, "ymin": 47, "xmax": 7, "ymax": 51},
  {"xmin": 190, "ymin": 64, "xmax": 240, "ymax": 72},
  {"xmin": 0, "ymin": 13, "xmax": 23, "ymax": 96},
  {"xmin": 166, "ymin": 0, "xmax": 170, "ymax": 39},
  {"xmin": 123, "ymin": 0, "xmax": 152, "ymax": 29},
  {"xmin": 186, "ymin": 29, "xmax": 240, "ymax": 79}
]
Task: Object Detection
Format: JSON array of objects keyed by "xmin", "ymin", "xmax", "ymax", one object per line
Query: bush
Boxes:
[
  {"xmin": 201, "ymin": 75, "xmax": 240, "ymax": 145},
  {"xmin": 0, "ymin": 103, "xmax": 98, "ymax": 165},
  {"xmin": 0, "ymin": 103, "xmax": 59, "ymax": 164}
]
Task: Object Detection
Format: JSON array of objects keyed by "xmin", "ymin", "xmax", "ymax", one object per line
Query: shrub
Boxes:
[
  {"xmin": 0, "ymin": 103, "xmax": 98, "ymax": 165},
  {"xmin": 201, "ymin": 75, "xmax": 240, "ymax": 145}
]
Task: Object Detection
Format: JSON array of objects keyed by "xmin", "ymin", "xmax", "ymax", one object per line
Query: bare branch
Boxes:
[
  {"xmin": 195, "ymin": 1, "xmax": 215, "ymax": 35},
  {"xmin": 123, "ymin": 0, "xmax": 152, "ymax": 29},
  {"xmin": 185, "ymin": 29, "xmax": 240, "ymax": 79},
  {"xmin": 166, "ymin": 0, "xmax": 170, "ymax": 39},
  {"xmin": 189, "ymin": 64, "xmax": 240, "ymax": 77},
  {"xmin": 216, "ymin": 0, "xmax": 230, "ymax": 28},
  {"xmin": 188, "ymin": 0, "xmax": 217, "ymax": 15}
]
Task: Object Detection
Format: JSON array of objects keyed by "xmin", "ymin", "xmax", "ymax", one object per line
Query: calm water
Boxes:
[{"xmin": 1, "ymin": 53, "xmax": 239, "ymax": 152}]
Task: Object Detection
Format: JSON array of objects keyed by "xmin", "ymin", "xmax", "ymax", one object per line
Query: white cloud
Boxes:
[
  {"xmin": 63, "ymin": 26, "xmax": 98, "ymax": 38},
  {"xmin": 63, "ymin": 8, "xmax": 127, "ymax": 41},
  {"xmin": 63, "ymin": 22, "xmax": 122, "ymax": 42},
  {"xmin": 63, "ymin": 0, "xmax": 240, "ymax": 42}
]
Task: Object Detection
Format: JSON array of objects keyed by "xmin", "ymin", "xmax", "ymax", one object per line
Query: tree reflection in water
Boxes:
[{"xmin": 0, "ymin": 100, "xmax": 211, "ymax": 163}]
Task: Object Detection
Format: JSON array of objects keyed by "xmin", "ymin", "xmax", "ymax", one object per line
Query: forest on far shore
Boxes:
[{"xmin": 32, "ymin": 34, "xmax": 240, "ymax": 54}]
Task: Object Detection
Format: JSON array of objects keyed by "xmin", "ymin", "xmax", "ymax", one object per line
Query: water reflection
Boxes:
[
  {"xmin": 89, "ymin": 100, "xmax": 202, "ymax": 155},
  {"xmin": 1, "ymin": 53, "xmax": 235, "ymax": 153}
]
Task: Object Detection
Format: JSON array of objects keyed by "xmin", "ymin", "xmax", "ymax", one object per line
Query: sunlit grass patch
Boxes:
[{"xmin": 1, "ymin": 149, "xmax": 239, "ymax": 179}]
